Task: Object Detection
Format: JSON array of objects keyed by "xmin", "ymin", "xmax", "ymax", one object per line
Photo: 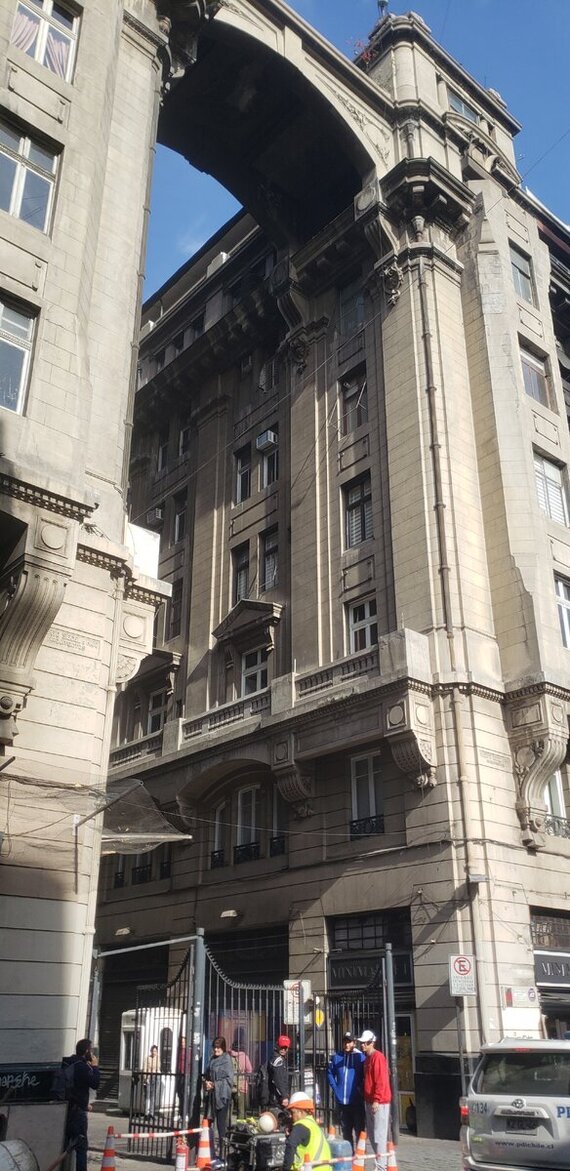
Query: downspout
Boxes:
[{"xmin": 417, "ymin": 255, "xmax": 490, "ymax": 1045}]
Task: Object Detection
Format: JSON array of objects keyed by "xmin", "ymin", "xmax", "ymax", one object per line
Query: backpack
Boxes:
[
  {"xmin": 230, "ymin": 1053, "xmax": 239, "ymax": 1101},
  {"xmin": 253, "ymin": 1062, "xmax": 269, "ymax": 1108},
  {"xmin": 52, "ymin": 1060, "xmax": 76, "ymax": 1102}
]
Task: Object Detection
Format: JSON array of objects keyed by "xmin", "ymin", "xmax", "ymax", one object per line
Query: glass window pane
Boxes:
[
  {"xmin": 44, "ymin": 25, "xmax": 72, "ymax": 78},
  {"xmin": 52, "ymin": 2, "xmax": 75, "ymax": 30},
  {"xmin": 2, "ymin": 304, "xmax": 33, "ymax": 338},
  {"xmin": 13, "ymin": 6, "xmax": 40, "ymax": 58},
  {"xmin": 0, "ymin": 156, "xmax": 17, "ymax": 213},
  {"xmin": 0, "ymin": 339, "xmax": 25, "ymax": 411},
  {"xmin": 20, "ymin": 170, "xmax": 50, "ymax": 229},
  {"xmin": 28, "ymin": 141, "xmax": 56, "ymax": 172},
  {"xmin": 0, "ymin": 125, "xmax": 22, "ymax": 152}
]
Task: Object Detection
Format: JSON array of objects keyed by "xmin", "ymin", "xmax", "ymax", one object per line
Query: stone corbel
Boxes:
[
  {"xmin": 354, "ymin": 180, "xmax": 398, "ymax": 261},
  {"xmin": 271, "ymin": 734, "xmax": 315, "ymax": 818},
  {"xmin": 269, "ymin": 256, "xmax": 310, "ymax": 373},
  {"xmin": 384, "ymin": 693, "xmax": 437, "ymax": 789},
  {"xmin": 156, "ymin": 0, "xmax": 221, "ymax": 84},
  {"xmin": 507, "ymin": 692, "xmax": 569, "ymax": 848},
  {"xmin": 115, "ymin": 598, "xmax": 158, "ymax": 686}
]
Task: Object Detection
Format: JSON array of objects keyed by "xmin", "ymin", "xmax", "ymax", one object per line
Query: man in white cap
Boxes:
[
  {"xmin": 283, "ymin": 1091, "xmax": 332, "ymax": 1171},
  {"xmin": 358, "ymin": 1030, "xmax": 391, "ymax": 1171}
]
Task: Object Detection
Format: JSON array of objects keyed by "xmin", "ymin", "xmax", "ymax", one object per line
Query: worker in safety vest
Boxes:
[{"xmin": 283, "ymin": 1091, "xmax": 332, "ymax": 1171}]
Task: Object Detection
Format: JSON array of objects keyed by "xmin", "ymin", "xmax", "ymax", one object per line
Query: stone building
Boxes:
[
  {"xmin": 0, "ymin": 0, "xmax": 168, "ymax": 1081},
  {"xmin": 93, "ymin": 4, "xmax": 570, "ymax": 1138}
]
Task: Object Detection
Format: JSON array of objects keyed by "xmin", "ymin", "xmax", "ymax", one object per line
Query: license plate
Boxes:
[{"xmin": 505, "ymin": 1118, "xmax": 537, "ymax": 1132}]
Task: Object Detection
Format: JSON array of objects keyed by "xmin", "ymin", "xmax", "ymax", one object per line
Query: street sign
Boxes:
[
  {"xmin": 283, "ymin": 979, "xmax": 312, "ymax": 1024},
  {"xmin": 449, "ymin": 954, "xmax": 477, "ymax": 997}
]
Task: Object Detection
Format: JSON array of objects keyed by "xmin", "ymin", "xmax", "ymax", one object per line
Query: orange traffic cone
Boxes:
[
  {"xmin": 303, "ymin": 1153, "xmax": 313, "ymax": 1171},
  {"xmin": 352, "ymin": 1131, "xmax": 366, "ymax": 1171},
  {"xmin": 327, "ymin": 1123, "xmax": 336, "ymax": 1141},
  {"xmin": 196, "ymin": 1119, "xmax": 212, "ymax": 1170},
  {"xmin": 101, "ymin": 1126, "xmax": 116, "ymax": 1171},
  {"xmin": 386, "ymin": 1141, "xmax": 398, "ymax": 1171}
]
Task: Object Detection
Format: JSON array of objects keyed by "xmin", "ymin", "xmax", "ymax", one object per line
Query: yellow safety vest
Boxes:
[{"xmin": 293, "ymin": 1115, "xmax": 332, "ymax": 1171}]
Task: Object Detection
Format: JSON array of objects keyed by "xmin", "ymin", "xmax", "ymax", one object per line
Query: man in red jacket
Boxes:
[{"xmin": 358, "ymin": 1030, "xmax": 391, "ymax": 1171}]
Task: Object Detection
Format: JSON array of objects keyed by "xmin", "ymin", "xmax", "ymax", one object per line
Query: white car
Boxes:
[{"xmin": 460, "ymin": 1038, "xmax": 570, "ymax": 1171}]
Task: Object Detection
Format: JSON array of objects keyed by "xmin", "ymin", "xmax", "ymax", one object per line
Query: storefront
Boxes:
[{"xmin": 532, "ymin": 910, "xmax": 570, "ymax": 1037}]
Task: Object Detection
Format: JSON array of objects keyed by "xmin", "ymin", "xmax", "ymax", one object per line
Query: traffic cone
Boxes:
[
  {"xmin": 303, "ymin": 1153, "xmax": 313, "ymax": 1171},
  {"xmin": 327, "ymin": 1123, "xmax": 336, "ymax": 1140},
  {"xmin": 386, "ymin": 1141, "xmax": 398, "ymax": 1171},
  {"xmin": 352, "ymin": 1131, "xmax": 366, "ymax": 1171},
  {"xmin": 101, "ymin": 1126, "xmax": 116, "ymax": 1171},
  {"xmin": 196, "ymin": 1119, "xmax": 212, "ymax": 1170}
]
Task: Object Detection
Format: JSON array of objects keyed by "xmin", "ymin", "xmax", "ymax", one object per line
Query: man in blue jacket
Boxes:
[
  {"xmin": 62, "ymin": 1038, "xmax": 101, "ymax": 1171},
  {"xmin": 327, "ymin": 1032, "xmax": 365, "ymax": 1151}
]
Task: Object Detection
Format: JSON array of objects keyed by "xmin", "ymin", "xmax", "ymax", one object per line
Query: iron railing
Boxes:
[
  {"xmin": 234, "ymin": 840, "xmax": 261, "ymax": 864},
  {"xmin": 350, "ymin": 813, "xmax": 385, "ymax": 839}
]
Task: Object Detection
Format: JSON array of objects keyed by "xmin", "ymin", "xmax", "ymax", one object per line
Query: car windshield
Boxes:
[{"xmin": 474, "ymin": 1051, "xmax": 570, "ymax": 1097}]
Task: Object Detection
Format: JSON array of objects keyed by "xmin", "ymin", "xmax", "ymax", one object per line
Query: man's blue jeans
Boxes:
[{"xmin": 66, "ymin": 1106, "xmax": 89, "ymax": 1171}]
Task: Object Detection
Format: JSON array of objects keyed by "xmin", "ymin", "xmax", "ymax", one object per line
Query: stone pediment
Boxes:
[{"xmin": 212, "ymin": 599, "xmax": 283, "ymax": 651}]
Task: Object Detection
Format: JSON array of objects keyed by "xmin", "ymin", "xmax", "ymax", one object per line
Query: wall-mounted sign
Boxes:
[
  {"xmin": 328, "ymin": 952, "xmax": 413, "ymax": 991},
  {"xmin": 534, "ymin": 950, "xmax": 570, "ymax": 987},
  {"xmin": 449, "ymin": 954, "xmax": 477, "ymax": 997}
]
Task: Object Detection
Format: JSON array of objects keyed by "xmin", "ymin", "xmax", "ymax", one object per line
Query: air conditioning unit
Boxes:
[
  {"xmin": 256, "ymin": 429, "xmax": 278, "ymax": 452},
  {"xmin": 146, "ymin": 506, "xmax": 164, "ymax": 527}
]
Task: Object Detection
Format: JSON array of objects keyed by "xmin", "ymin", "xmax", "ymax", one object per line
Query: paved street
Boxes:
[{"xmin": 87, "ymin": 1110, "xmax": 461, "ymax": 1171}]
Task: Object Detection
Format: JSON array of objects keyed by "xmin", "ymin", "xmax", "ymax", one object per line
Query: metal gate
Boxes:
[{"xmin": 127, "ymin": 931, "xmax": 284, "ymax": 1160}]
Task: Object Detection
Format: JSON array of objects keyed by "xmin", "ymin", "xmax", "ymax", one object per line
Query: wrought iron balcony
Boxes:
[
  {"xmin": 269, "ymin": 834, "xmax": 286, "ymax": 857},
  {"xmin": 131, "ymin": 863, "xmax": 153, "ymax": 884},
  {"xmin": 234, "ymin": 840, "xmax": 261, "ymax": 865},
  {"xmin": 159, "ymin": 860, "xmax": 172, "ymax": 879},
  {"xmin": 211, "ymin": 849, "xmax": 226, "ymax": 869},
  {"xmin": 543, "ymin": 812, "xmax": 570, "ymax": 839},
  {"xmin": 350, "ymin": 814, "xmax": 385, "ymax": 840}
]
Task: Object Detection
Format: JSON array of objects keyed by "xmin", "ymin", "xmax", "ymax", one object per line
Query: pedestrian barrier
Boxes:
[
  {"xmin": 110, "ymin": 1127, "xmax": 201, "ymax": 1142},
  {"xmin": 100, "ymin": 1127, "xmax": 116, "ymax": 1171}
]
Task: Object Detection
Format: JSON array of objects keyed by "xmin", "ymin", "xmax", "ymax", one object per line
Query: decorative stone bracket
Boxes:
[
  {"xmin": 271, "ymin": 734, "xmax": 315, "ymax": 818},
  {"xmin": 269, "ymin": 256, "xmax": 310, "ymax": 373},
  {"xmin": 383, "ymin": 691, "xmax": 437, "ymax": 790},
  {"xmin": 156, "ymin": 1, "xmax": 222, "ymax": 84},
  {"xmin": 506, "ymin": 691, "xmax": 569, "ymax": 849}
]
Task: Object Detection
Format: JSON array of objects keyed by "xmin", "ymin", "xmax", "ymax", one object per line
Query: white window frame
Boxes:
[
  {"xmin": 351, "ymin": 753, "xmax": 383, "ymax": 822},
  {"xmin": 0, "ymin": 121, "xmax": 57, "ymax": 233},
  {"xmin": 233, "ymin": 542, "xmax": 249, "ymax": 603},
  {"xmin": 147, "ymin": 688, "xmax": 168, "ymax": 734},
  {"xmin": 556, "ymin": 576, "xmax": 570, "ymax": 648},
  {"xmin": 510, "ymin": 243, "xmax": 535, "ymax": 305},
  {"xmin": 12, "ymin": 1, "xmax": 79, "ymax": 83},
  {"xmin": 241, "ymin": 647, "xmax": 268, "ymax": 696},
  {"xmin": 168, "ymin": 579, "xmax": 183, "ymax": 639},
  {"xmin": 347, "ymin": 597, "xmax": 378, "ymax": 653},
  {"xmin": 157, "ymin": 432, "xmax": 168, "ymax": 473},
  {"xmin": 544, "ymin": 771, "xmax": 566, "ymax": 819},
  {"xmin": 345, "ymin": 474, "xmax": 373, "ymax": 548},
  {"xmin": 534, "ymin": 453, "xmax": 569, "ymax": 525},
  {"xmin": 237, "ymin": 786, "xmax": 259, "ymax": 847},
  {"xmin": 261, "ymin": 529, "xmax": 278, "ymax": 592},
  {"xmin": 178, "ymin": 424, "xmax": 190, "ymax": 458},
  {"xmin": 448, "ymin": 89, "xmax": 479, "ymax": 123},
  {"xmin": 213, "ymin": 801, "xmax": 227, "ymax": 854},
  {"xmin": 173, "ymin": 492, "xmax": 186, "ymax": 544},
  {"xmin": 261, "ymin": 427, "xmax": 279, "ymax": 489},
  {"xmin": 521, "ymin": 346, "xmax": 549, "ymax": 407},
  {"xmin": 235, "ymin": 444, "xmax": 251, "ymax": 503},
  {"xmin": 0, "ymin": 296, "xmax": 35, "ymax": 414},
  {"xmin": 341, "ymin": 370, "xmax": 368, "ymax": 436}
]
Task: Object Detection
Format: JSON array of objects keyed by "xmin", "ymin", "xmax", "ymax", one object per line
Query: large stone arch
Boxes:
[{"xmin": 157, "ymin": 0, "xmax": 396, "ymax": 251}]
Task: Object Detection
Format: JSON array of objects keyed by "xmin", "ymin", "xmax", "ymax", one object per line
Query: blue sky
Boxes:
[{"xmin": 145, "ymin": 0, "xmax": 569, "ymax": 295}]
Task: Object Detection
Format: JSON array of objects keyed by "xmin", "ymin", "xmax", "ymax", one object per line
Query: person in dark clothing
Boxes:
[
  {"xmin": 268, "ymin": 1034, "xmax": 291, "ymax": 1109},
  {"xmin": 327, "ymin": 1031, "xmax": 365, "ymax": 1151},
  {"xmin": 203, "ymin": 1036, "xmax": 234, "ymax": 1157},
  {"xmin": 63, "ymin": 1038, "xmax": 101, "ymax": 1171}
]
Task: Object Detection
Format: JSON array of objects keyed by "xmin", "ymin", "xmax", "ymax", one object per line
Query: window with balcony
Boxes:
[
  {"xmin": 261, "ymin": 528, "xmax": 278, "ymax": 591},
  {"xmin": 347, "ymin": 597, "xmax": 378, "ymax": 653},
  {"xmin": 534, "ymin": 453, "xmax": 568, "ymax": 524},
  {"xmin": 173, "ymin": 491, "xmax": 187, "ymax": 544},
  {"xmin": 241, "ymin": 647, "xmax": 268, "ymax": 696},
  {"xmin": 233, "ymin": 542, "xmax": 249, "ymax": 604},
  {"xmin": 113, "ymin": 855, "xmax": 126, "ymax": 889},
  {"xmin": 510, "ymin": 243, "xmax": 535, "ymax": 304},
  {"xmin": 211, "ymin": 800, "xmax": 227, "ymax": 869},
  {"xmin": 341, "ymin": 369, "xmax": 368, "ymax": 435},
  {"xmin": 158, "ymin": 843, "xmax": 172, "ymax": 880},
  {"xmin": 0, "ymin": 121, "xmax": 57, "ymax": 232},
  {"xmin": 448, "ymin": 89, "xmax": 479, "ymax": 123},
  {"xmin": 350, "ymin": 753, "xmax": 384, "ymax": 838},
  {"xmin": 0, "ymin": 296, "xmax": 35, "ymax": 414},
  {"xmin": 344, "ymin": 474, "xmax": 373, "ymax": 548},
  {"xmin": 168, "ymin": 579, "xmax": 183, "ymax": 639},
  {"xmin": 235, "ymin": 786, "xmax": 260, "ymax": 863},
  {"xmin": 270, "ymin": 787, "xmax": 287, "ymax": 857},
  {"xmin": 555, "ymin": 576, "xmax": 570, "ymax": 648},
  {"xmin": 12, "ymin": 1, "xmax": 79, "ymax": 83},
  {"xmin": 147, "ymin": 689, "xmax": 168, "ymax": 734},
  {"xmin": 235, "ymin": 444, "xmax": 251, "ymax": 503},
  {"xmin": 543, "ymin": 771, "xmax": 570, "ymax": 839},
  {"xmin": 131, "ymin": 851, "xmax": 152, "ymax": 885},
  {"xmin": 521, "ymin": 346, "xmax": 550, "ymax": 407}
]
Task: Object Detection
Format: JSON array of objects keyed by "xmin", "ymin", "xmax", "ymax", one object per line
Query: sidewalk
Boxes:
[{"xmin": 88, "ymin": 1110, "xmax": 461, "ymax": 1171}]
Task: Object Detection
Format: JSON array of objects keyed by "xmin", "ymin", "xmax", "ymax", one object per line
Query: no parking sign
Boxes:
[{"xmin": 449, "ymin": 954, "xmax": 477, "ymax": 997}]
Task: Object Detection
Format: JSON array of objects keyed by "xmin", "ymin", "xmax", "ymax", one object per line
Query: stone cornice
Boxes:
[
  {"xmin": 0, "ymin": 473, "xmax": 93, "ymax": 521},
  {"xmin": 123, "ymin": 8, "xmax": 166, "ymax": 53}
]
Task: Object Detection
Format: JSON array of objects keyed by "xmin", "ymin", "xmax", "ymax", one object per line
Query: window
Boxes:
[
  {"xmin": 233, "ymin": 542, "xmax": 249, "ymax": 604},
  {"xmin": 521, "ymin": 346, "xmax": 549, "ymax": 407},
  {"xmin": 544, "ymin": 771, "xmax": 566, "ymax": 820},
  {"xmin": 340, "ymin": 279, "xmax": 365, "ymax": 338},
  {"xmin": 534, "ymin": 453, "xmax": 568, "ymax": 525},
  {"xmin": 0, "ymin": 122, "xmax": 57, "ymax": 232},
  {"xmin": 114, "ymin": 855, "xmax": 126, "ymax": 889},
  {"xmin": 158, "ymin": 843, "xmax": 172, "ymax": 880},
  {"xmin": 341, "ymin": 370, "xmax": 368, "ymax": 435},
  {"xmin": 0, "ymin": 297, "xmax": 35, "ymax": 414},
  {"xmin": 270, "ymin": 787, "xmax": 287, "ymax": 857},
  {"xmin": 555, "ymin": 576, "xmax": 570, "ymax": 648},
  {"xmin": 155, "ymin": 348, "xmax": 165, "ymax": 372},
  {"xmin": 178, "ymin": 424, "xmax": 190, "ymax": 458},
  {"xmin": 448, "ymin": 89, "xmax": 479, "ymax": 123},
  {"xmin": 168, "ymin": 579, "xmax": 183, "ymax": 639},
  {"xmin": 345, "ymin": 475, "xmax": 373, "ymax": 547},
  {"xmin": 348, "ymin": 597, "xmax": 378, "ymax": 653},
  {"xmin": 211, "ymin": 801, "xmax": 227, "ymax": 868},
  {"xmin": 12, "ymin": 1, "xmax": 78, "ymax": 82},
  {"xmin": 235, "ymin": 444, "xmax": 251, "ymax": 503},
  {"xmin": 157, "ymin": 431, "xmax": 168, "ymax": 473},
  {"xmin": 190, "ymin": 315, "xmax": 204, "ymax": 341},
  {"xmin": 173, "ymin": 491, "xmax": 186, "ymax": 543},
  {"xmin": 235, "ymin": 786, "xmax": 261, "ymax": 862},
  {"xmin": 241, "ymin": 647, "xmax": 268, "ymax": 696},
  {"xmin": 173, "ymin": 331, "xmax": 184, "ymax": 355},
  {"xmin": 261, "ymin": 528, "xmax": 278, "ymax": 591},
  {"xmin": 351, "ymin": 753, "xmax": 384, "ymax": 837},
  {"xmin": 510, "ymin": 243, "xmax": 534, "ymax": 304},
  {"xmin": 147, "ymin": 689, "xmax": 168, "ymax": 734},
  {"xmin": 261, "ymin": 427, "xmax": 279, "ymax": 488},
  {"xmin": 131, "ymin": 851, "xmax": 152, "ymax": 885}
]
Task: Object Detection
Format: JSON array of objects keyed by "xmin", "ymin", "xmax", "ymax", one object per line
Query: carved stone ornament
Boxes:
[
  {"xmin": 156, "ymin": 0, "xmax": 222, "ymax": 86},
  {"xmin": 382, "ymin": 258, "xmax": 404, "ymax": 306},
  {"xmin": 507, "ymin": 692, "xmax": 570, "ymax": 849},
  {"xmin": 389, "ymin": 730, "xmax": 437, "ymax": 790},
  {"xmin": 271, "ymin": 733, "xmax": 315, "ymax": 816},
  {"xmin": 384, "ymin": 692, "xmax": 437, "ymax": 789}
]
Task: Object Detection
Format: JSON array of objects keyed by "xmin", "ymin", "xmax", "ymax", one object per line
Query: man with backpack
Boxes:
[{"xmin": 59, "ymin": 1038, "xmax": 101, "ymax": 1171}]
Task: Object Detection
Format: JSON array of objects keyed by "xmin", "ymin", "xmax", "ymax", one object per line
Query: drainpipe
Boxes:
[{"xmin": 417, "ymin": 255, "xmax": 490, "ymax": 1046}]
